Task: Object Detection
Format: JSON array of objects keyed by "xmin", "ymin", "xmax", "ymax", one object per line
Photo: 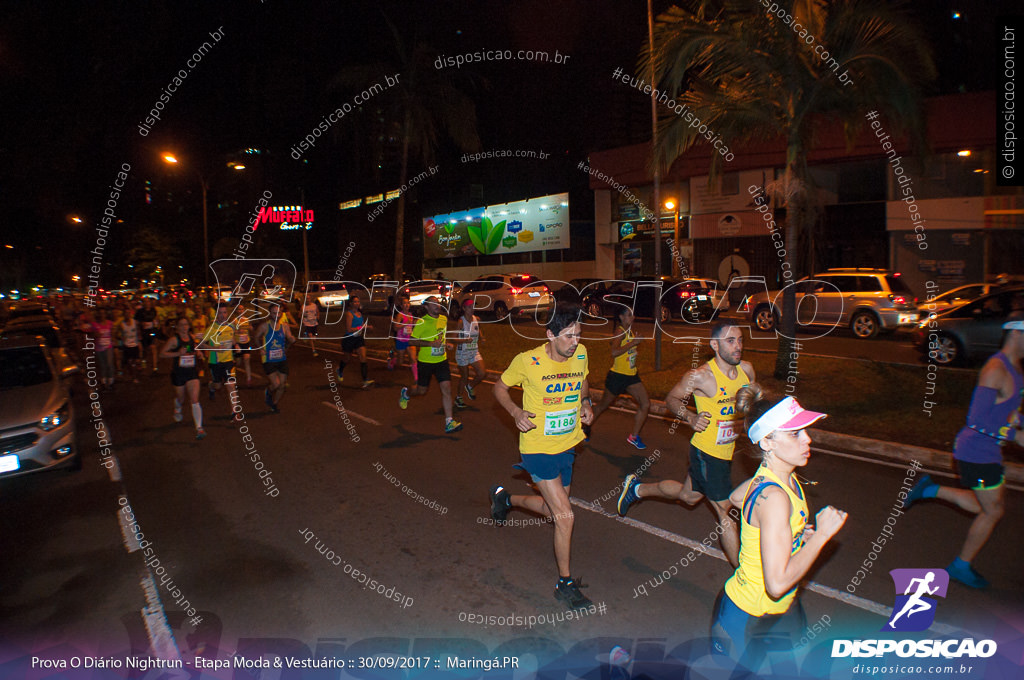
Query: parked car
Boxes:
[
  {"xmin": 740, "ymin": 268, "xmax": 919, "ymax": 338},
  {"xmin": 1, "ymin": 319, "xmax": 75, "ymax": 374},
  {"xmin": 689, "ymin": 278, "xmax": 729, "ymax": 312},
  {"xmin": 917, "ymin": 283, "xmax": 1001, "ymax": 320},
  {"xmin": 459, "ymin": 274, "xmax": 554, "ymax": 319},
  {"xmin": 0, "ymin": 336, "xmax": 80, "ymax": 478},
  {"xmin": 582, "ymin": 276, "xmax": 715, "ymax": 323},
  {"xmin": 305, "ymin": 281, "xmax": 350, "ymax": 309},
  {"xmin": 913, "ymin": 286, "xmax": 1024, "ymax": 365}
]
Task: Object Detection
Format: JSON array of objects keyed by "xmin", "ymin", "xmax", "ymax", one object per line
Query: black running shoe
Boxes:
[
  {"xmin": 555, "ymin": 577, "xmax": 593, "ymax": 610},
  {"xmin": 489, "ymin": 485, "xmax": 511, "ymax": 523}
]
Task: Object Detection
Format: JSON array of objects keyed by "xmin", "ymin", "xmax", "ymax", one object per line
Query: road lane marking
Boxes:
[
  {"xmin": 320, "ymin": 401, "xmax": 380, "ymax": 425},
  {"xmin": 569, "ymin": 496, "xmax": 964, "ymax": 637}
]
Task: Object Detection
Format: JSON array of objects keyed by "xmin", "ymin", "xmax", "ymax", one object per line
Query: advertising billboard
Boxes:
[{"xmin": 423, "ymin": 192, "xmax": 569, "ymax": 259}]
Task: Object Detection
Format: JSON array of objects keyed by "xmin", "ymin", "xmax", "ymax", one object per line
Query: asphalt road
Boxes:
[{"xmin": 1, "ymin": 342, "xmax": 1020, "ymax": 677}]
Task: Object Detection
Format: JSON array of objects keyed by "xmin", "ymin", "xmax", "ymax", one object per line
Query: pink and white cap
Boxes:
[{"xmin": 747, "ymin": 396, "xmax": 827, "ymax": 444}]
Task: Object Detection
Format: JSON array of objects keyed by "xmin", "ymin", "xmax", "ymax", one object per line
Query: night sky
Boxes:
[{"xmin": 0, "ymin": 0, "xmax": 1013, "ymax": 287}]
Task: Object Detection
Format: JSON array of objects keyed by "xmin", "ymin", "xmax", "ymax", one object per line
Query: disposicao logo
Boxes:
[{"xmin": 831, "ymin": 567, "xmax": 996, "ymax": 660}]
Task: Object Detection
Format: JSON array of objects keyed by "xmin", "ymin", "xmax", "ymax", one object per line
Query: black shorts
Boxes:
[
  {"xmin": 688, "ymin": 444, "xmax": 734, "ymax": 502},
  {"xmin": 417, "ymin": 360, "xmax": 451, "ymax": 387},
  {"xmin": 263, "ymin": 360, "xmax": 289, "ymax": 376},
  {"xmin": 171, "ymin": 368, "xmax": 199, "ymax": 387},
  {"xmin": 342, "ymin": 336, "xmax": 365, "ymax": 353},
  {"xmin": 140, "ymin": 331, "xmax": 156, "ymax": 348},
  {"xmin": 210, "ymin": 362, "xmax": 234, "ymax": 383},
  {"xmin": 605, "ymin": 370, "xmax": 641, "ymax": 396},
  {"xmin": 301, "ymin": 324, "xmax": 318, "ymax": 337},
  {"xmin": 123, "ymin": 346, "xmax": 140, "ymax": 361},
  {"xmin": 955, "ymin": 459, "xmax": 1005, "ymax": 490}
]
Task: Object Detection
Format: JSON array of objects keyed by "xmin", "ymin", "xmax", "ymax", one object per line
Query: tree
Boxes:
[
  {"xmin": 331, "ymin": 16, "xmax": 481, "ymax": 280},
  {"xmin": 125, "ymin": 226, "xmax": 182, "ymax": 287},
  {"xmin": 643, "ymin": 0, "xmax": 935, "ymax": 378}
]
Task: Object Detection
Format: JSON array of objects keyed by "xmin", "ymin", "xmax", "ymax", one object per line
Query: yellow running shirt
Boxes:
[
  {"xmin": 500, "ymin": 344, "xmax": 589, "ymax": 454},
  {"xmin": 412, "ymin": 314, "xmax": 448, "ymax": 364},
  {"xmin": 611, "ymin": 330, "xmax": 638, "ymax": 376},
  {"xmin": 205, "ymin": 322, "xmax": 236, "ymax": 364},
  {"xmin": 724, "ymin": 465, "xmax": 809, "ymax": 616},
  {"xmin": 691, "ymin": 361, "xmax": 751, "ymax": 460}
]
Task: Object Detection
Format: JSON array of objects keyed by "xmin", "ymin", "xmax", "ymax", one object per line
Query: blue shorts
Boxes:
[
  {"xmin": 395, "ymin": 339, "xmax": 410, "ymax": 350},
  {"xmin": 515, "ymin": 450, "xmax": 575, "ymax": 486},
  {"xmin": 711, "ymin": 591, "xmax": 806, "ymax": 664}
]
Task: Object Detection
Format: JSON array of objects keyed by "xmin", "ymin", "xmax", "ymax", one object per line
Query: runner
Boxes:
[
  {"xmin": 160, "ymin": 316, "xmax": 207, "ymax": 439},
  {"xmin": 82, "ymin": 308, "xmax": 116, "ymax": 388},
  {"xmin": 135, "ymin": 298, "xmax": 159, "ymax": 372},
  {"xmin": 585, "ymin": 307, "xmax": 650, "ymax": 449},
  {"xmin": 117, "ymin": 310, "xmax": 142, "ymax": 383},
  {"xmin": 617, "ymin": 321, "xmax": 754, "ymax": 566},
  {"xmin": 451, "ymin": 298, "xmax": 485, "ymax": 409},
  {"xmin": 300, "ymin": 294, "xmax": 320, "ymax": 357},
  {"xmin": 336, "ymin": 295, "xmax": 373, "ymax": 389},
  {"xmin": 390, "ymin": 295, "xmax": 418, "ymax": 382},
  {"xmin": 233, "ymin": 303, "xmax": 255, "ymax": 387},
  {"xmin": 710, "ymin": 385, "xmax": 846, "ymax": 669},
  {"xmin": 254, "ymin": 304, "xmax": 295, "ymax": 413},
  {"xmin": 201, "ymin": 305, "xmax": 238, "ymax": 402},
  {"xmin": 905, "ymin": 314, "xmax": 1024, "ymax": 588},
  {"xmin": 398, "ymin": 296, "xmax": 461, "ymax": 433},
  {"xmin": 488, "ymin": 302, "xmax": 595, "ymax": 609}
]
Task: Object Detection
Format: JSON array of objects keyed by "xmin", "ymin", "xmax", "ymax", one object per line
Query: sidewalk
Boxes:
[{"xmin": 367, "ymin": 348, "xmax": 1024, "ymax": 485}]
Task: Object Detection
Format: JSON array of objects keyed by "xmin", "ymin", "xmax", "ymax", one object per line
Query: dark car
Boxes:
[
  {"xmin": 913, "ymin": 286, "xmax": 1024, "ymax": 365},
  {"xmin": 581, "ymin": 276, "xmax": 715, "ymax": 323}
]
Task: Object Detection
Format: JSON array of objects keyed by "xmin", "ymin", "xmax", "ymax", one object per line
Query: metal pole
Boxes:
[
  {"xmin": 301, "ymin": 188, "xmax": 310, "ymax": 288},
  {"xmin": 201, "ymin": 176, "xmax": 209, "ymax": 288},
  {"xmin": 648, "ymin": 0, "xmax": 662, "ymax": 370}
]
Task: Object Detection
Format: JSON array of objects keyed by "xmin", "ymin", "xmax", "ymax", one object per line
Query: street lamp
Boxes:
[{"xmin": 664, "ymin": 199, "xmax": 682, "ymax": 276}]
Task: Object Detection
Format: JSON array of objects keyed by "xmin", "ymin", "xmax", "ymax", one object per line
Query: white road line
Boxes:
[
  {"xmin": 320, "ymin": 401, "xmax": 381, "ymax": 425},
  {"xmin": 140, "ymin": 573, "xmax": 182, "ymax": 661},
  {"xmin": 570, "ymin": 496, "xmax": 966, "ymax": 638}
]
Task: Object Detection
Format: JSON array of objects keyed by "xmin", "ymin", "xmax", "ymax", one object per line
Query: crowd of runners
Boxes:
[{"xmin": 29, "ymin": 284, "xmax": 1024, "ymax": 674}]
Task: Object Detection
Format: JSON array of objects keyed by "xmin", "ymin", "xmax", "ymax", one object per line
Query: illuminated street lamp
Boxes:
[{"xmin": 663, "ymin": 199, "xmax": 683, "ymax": 276}]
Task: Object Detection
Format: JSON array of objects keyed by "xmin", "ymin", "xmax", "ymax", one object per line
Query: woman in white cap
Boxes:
[{"xmin": 711, "ymin": 384, "xmax": 848, "ymax": 665}]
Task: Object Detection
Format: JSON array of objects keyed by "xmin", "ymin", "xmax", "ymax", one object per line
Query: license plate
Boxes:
[
  {"xmin": 528, "ymin": 292, "xmax": 540, "ymax": 297},
  {"xmin": 697, "ymin": 295, "xmax": 708, "ymax": 300},
  {"xmin": 898, "ymin": 314, "xmax": 915, "ymax": 324},
  {"xmin": 0, "ymin": 454, "xmax": 20, "ymax": 473}
]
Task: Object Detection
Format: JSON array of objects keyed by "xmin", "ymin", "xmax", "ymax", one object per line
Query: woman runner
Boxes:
[
  {"xmin": 711, "ymin": 384, "xmax": 847, "ymax": 669},
  {"xmin": 586, "ymin": 307, "xmax": 650, "ymax": 449},
  {"xmin": 452, "ymin": 298, "xmax": 486, "ymax": 409},
  {"xmin": 160, "ymin": 317, "xmax": 206, "ymax": 439}
]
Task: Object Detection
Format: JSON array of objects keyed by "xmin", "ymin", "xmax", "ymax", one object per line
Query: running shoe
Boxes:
[
  {"xmin": 195, "ymin": 427, "xmax": 207, "ymax": 440},
  {"xmin": 904, "ymin": 474, "xmax": 935, "ymax": 510},
  {"xmin": 173, "ymin": 407, "xmax": 184, "ymax": 423},
  {"xmin": 270, "ymin": 404, "xmax": 280, "ymax": 414},
  {"xmin": 627, "ymin": 434, "xmax": 647, "ymax": 450},
  {"xmin": 336, "ymin": 370, "xmax": 343, "ymax": 382},
  {"xmin": 465, "ymin": 383, "xmax": 476, "ymax": 400},
  {"xmin": 554, "ymin": 577, "xmax": 593, "ymax": 610},
  {"xmin": 399, "ymin": 387, "xmax": 409, "ymax": 409},
  {"xmin": 362, "ymin": 380, "xmax": 375, "ymax": 390},
  {"xmin": 312, "ymin": 350, "xmax": 319, "ymax": 357},
  {"xmin": 489, "ymin": 485, "xmax": 511, "ymax": 522},
  {"xmin": 617, "ymin": 473, "xmax": 641, "ymax": 517},
  {"xmin": 947, "ymin": 559, "xmax": 989, "ymax": 589},
  {"xmin": 454, "ymin": 396, "xmax": 467, "ymax": 409},
  {"xmin": 264, "ymin": 389, "xmax": 273, "ymax": 407},
  {"xmin": 208, "ymin": 385, "xmax": 216, "ymax": 401},
  {"xmin": 445, "ymin": 419, "xmax": 463, "ymax": 433}
]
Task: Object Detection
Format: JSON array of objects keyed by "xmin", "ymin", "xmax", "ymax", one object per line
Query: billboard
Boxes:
[{"xmin": 423, "ymin": 192, "xmax": 569, "ymax": 259}]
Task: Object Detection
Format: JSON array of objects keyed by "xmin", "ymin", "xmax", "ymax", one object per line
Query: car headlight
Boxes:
[{"xmin": 40, "ymin": 402, "xmax": 70, "ymax": 431}]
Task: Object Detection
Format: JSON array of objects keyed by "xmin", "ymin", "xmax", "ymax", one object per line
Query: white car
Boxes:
[
  {"xmin": 689, "ymin": 278, "xmax": 729, "ymax": 313},
  {"xmin": 458, "ymin": 274, "xmax": 554, "ymax": 319}
]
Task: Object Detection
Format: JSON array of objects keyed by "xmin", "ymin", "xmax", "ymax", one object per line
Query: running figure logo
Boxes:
[{"xmin": 884, "ymin": 568, "xmax": 949, "ymax": 632}]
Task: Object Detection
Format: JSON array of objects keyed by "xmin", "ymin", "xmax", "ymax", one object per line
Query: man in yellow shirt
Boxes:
[
  {"xmin": 490, "ymin": 301, "xmax": 595, "ymax": 609},
  {"xmin": 199, "ymin": 305, "xmax": 238, "ymax": 402},
  {"xmin": 398, "ymin": 296, "xmax": 461, "ymax": 433},
  {"xmin": 617, "ymin": 321, "xmax": 755, "ymax": 567}
]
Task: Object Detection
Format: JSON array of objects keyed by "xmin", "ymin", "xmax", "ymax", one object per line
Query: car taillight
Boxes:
[
  {"xmin": 738, "ymin": 297, "xmax": 750, "ymax": 313},
  {"xmin": 510, "ymin": 287, "xmax": 522, "ymax": 296},
  {"xmin": 678, "ymin": 290, "xmax": 694, "ymax": 298},
  {"xmin": 889, "ymin": 294, "xmax": 909, "ymax": 305}
]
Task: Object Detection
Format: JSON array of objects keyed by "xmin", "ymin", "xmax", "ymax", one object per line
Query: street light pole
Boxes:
[
  {"xmin": 648, "ymin": 0, "xmax": 662, "ymax": 371},
  {"xmin": 201, "ymin": 175, "xmax": 209, "ymax": 288}
]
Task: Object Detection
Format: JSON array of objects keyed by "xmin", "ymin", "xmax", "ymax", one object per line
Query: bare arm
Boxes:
[
  {"xmin": 757, "ymin": 489, "xmax": 848, "ymax": 599},
  {"xmin": 609, "ymin": 336, "xmax": 641, "ymax": 358},
  {"xmin": 493, "ymin": 378, "xmax": 536, "ymax": 432},
  {"xmin": 665, "ymin": 366, "xmax": 712, "ymax": 431},
  {"xmin": 729, "ymin": 478, "xmax": 754, "ymax": 510},
  {"xmin": 580, "ymin": 379, "xmax": 594, "ymax": 425}
]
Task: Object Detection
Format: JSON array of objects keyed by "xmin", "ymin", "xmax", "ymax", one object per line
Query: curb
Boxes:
[{"xmin": 361, "ymin": 347, "xmax": 1024, "ymax": 485}]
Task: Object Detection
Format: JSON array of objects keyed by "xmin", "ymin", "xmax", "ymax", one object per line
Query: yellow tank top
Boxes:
[
  {"xmin": 724, "ymin": 466, "xmax": 809, "ymax": 616},
  {"xmin": 611, "ymin": 330, "xmax": 638, "ymax": 376},
  {"xmin": 691, "ymin": 360, "xmax": 750, "ymax": 460}
]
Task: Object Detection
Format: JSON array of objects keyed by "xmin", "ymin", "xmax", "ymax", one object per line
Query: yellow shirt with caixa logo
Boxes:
[{"xmin": 501, "ymin": 344, "xmax": 589, "ymax": 454}]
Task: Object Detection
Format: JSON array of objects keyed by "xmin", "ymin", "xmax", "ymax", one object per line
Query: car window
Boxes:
[
  {"xmin": 0, "ymin": 346, "xmax": 52, "ymax": 389},
  {"xmin": 4, "ymin": 327, "xmax": 60, "ymax": 348},
  {"xmin": 511, "ymin": 275, "xmax": 538, "ymax": 288},
  {"xmin": 884, "ymin": 275, "xmax": 912, "ymax": 294},
  {"xmin": 856, "ymin": 277, "xmax": 883, "ymax": 292}
]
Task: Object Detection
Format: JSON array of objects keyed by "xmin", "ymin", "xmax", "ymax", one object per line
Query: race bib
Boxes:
[
  {"xmin": 628, "ymin": 350, "xmax": 637, "ymax": 369},
  {"xmin": 142, "ymin": 321, "xmax": 154, "ymax": 329},
  {"xmin": 178, "ymin": 354, "xmax": 195, "ymax": 368},
  {"xmin": 544, "ymin": 408, "xmax": 578, "ymax": 436},
  {"xmin": 268, "ymin": 348, "xmax": 284, "ymax": 361},
  {"xmin": 464, "ymin": 340, "xmax": 478, "ymax": 352},
  {"xmin": 237, "ymin": 332, "xmax": 249, "ymax": 343},
  {"xmin": 430, "ymin": 345, "xmax": 445, "ymax": 357},
  {"xmin": 715, "ymin": 419, "xmax": 739, "ymax": 446}
]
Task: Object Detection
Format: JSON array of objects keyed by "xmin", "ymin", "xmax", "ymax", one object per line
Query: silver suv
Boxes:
[
  {"xmin": 458, "ymin": 274, "xmax": 554, "ymax": 319},
  {"xmin": 741, "ymin": 268, "xmax": 919, "ymax": 338}
]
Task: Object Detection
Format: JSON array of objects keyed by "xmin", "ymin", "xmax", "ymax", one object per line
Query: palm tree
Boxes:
[
  {"xmin": 643, "ymin": 0, "xmax": 935, "ymax": 378},
  {"xmin": 331, "ymin": 17, "xmax": 481, "ymax": 281}
]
